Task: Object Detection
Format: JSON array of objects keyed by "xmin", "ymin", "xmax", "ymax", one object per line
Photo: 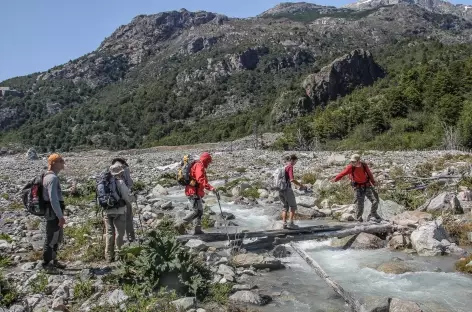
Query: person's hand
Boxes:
[
  {"xmin": 58, "ymin": 217, "xmax": 66, "ymax": 228},
  {"xmin": 214, "ymin": 189, "xmax": 221, "ymax": 200}
]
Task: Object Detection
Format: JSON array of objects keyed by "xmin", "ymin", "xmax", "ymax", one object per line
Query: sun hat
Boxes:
[
  {"xmin": 350, "ymin": 154, "xmax": 361, "ymax": 162},
  {"xmin": 109, "ymin": 163, "xmax": 124, "ymax": 176}
]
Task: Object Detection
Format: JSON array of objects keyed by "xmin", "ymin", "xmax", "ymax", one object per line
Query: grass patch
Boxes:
[
  {"xmin": 7, "ymin": 201, "xmax": 23, "ymax": 211},
  {"xmin": 27, "ymin": 250, "xmax": 43, "ymax": 262},
  {"xmin": 0, "ymin": 254, "xmax": 12, "ymax": 268},
  {"xmin": 235, "ymin": 167, "xmax": 246, "ymax": 173},
  {"xmin": 455, "ymin": 255, "xmax": 472, "ymax": 274},
  {"xmin": 443, "ymin": 217, "xmax": 472, "ymax": 246},
  {"xmin": 241, "ymin": 187, "xmax": 260, "ymax": 199},
  {"xmin": 29, "ymin": 271, "xmax": 48, "ymax": 293},
  {"xmin": 0, "ymin": 270, "xmax": 19, "ymax": 306},
  {"xmin": 318, "ymin": 181, "xmax": 353, "ymax": 206},
  {"xmin": 301, "ymin": 172, "xmax": 317, "ymax": 185},
  {"xmin": 1, "ymin": 193, "xmax": 9, "ymax": 200},
  {"xmin": 73, "ymin": 278, "xmax": 94, "ymax": 300},
  {"xmin": 0, "ymin": 233, "xmax": 12, "ymax": 243},
  {"xmin": 132, "ymin": 180, "xmax": 147, "ymax": 193},
  {"xmin": 59, "ymin": 218, "xmax": 105, "ymax": 262},
  {"xmin": 205, "ymin": 283, "xmax": 233, "ymax": 305}
]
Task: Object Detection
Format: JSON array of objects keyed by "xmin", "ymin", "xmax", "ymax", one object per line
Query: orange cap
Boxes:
[{"xmin": 48, "ymin": 153, "xmax": 64, "ymax": 166}]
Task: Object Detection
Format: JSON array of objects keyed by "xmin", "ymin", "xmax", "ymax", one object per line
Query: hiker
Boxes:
[
  {"xmin": 280, "ymin": 154, "xmax": 307, "ymax": 229},
  {"xmin": 179, "ymin": 152, "xmax": 217, "ymax": 235},
  {"xmin": 104, "ymin": 163, "xmax": 135, "ymax": 262},
  {"xmin": 111, "ymin": 158, "xmax": 135, "ymax": 242},
  {"xmin": 330, "ymin": 154, "xmax": 380, "ymax": 222},
  {"xmin": 42, "ymin": 153, "xmax": 67, "ymax": 272}
]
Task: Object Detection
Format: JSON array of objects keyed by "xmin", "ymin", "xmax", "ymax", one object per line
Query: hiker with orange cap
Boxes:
[
  {"xmin": 41, "ymin": 153, "xmax": 67, "ymax": 272},
  {"xmin": 179, "ymin": 152, "xmax": 217, "ymax": 235},
  {"xmin": 330, "ymin": 154, "xmax": 380, "ymax": 222}
]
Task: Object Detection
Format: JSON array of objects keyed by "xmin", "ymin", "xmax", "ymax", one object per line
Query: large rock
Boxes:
[
  {"xmin": 388, "ymin": 233, "xmax": 411, "ymax": 250},
  {"xmin": 330, "ymin": 235, "xmax": 356, "ymax": 248},
  {"xmin": 296, "ymin": 196, "xmax": 317, "ymax": 208},
  {"xmin": 426, "ymin": 192, "xmax": 463, "ymax": 214},
  {"xmin": 26, "ymin": 148, "xmax": 38, "ymax": 160},
  {"xmin": 303, "ymin": 49, "xmax": 385, "ymax": 108},
  {"xmin": 359, "ymin": 296, "xmax": 390, "ymax": 312},
  {"xmin": 297, "ymin": 207, "xmax": 326, "ymax": 219},
  {"xmin": 151, "ymin": 184, "xmax": 168, "ymax": 196},
  {"xmin": 229, "ymin": 291, "xmax": 272, "ymax": 306},
  {"xmin": 362, "ymin": 199, "xmax": 405, "ymax": 221},
  {"xmin": 185, "ymin": 239, "xmax": 208, "ymax": 251},
  {"xmin": 410, "ymin": 219, "xmax": 466, "ymax": 256},
  {"xmin": 171, "ymin": 297, "xmax": 195, "ymax": 310},
  {"xmin": 389, "ymin": 298, "xmax": 423, "ymax": 312},
  {"xmin": 107, "ymin": 289, "xmax": 128, "ymax": 305},
  {"xmin": 270, "ymin": 245, "xmax": 290, "ymax": 258},
  {"xmin": 376, "ymin": 261, "xmax": 416, "ymax": 274},
  {"xmin": 391, "ymin": 211, "xmax": 433, "ymax": 226},
  {"xmin": 231, "ymin": 253, "xmax": 284, "ymax": 270},
  {"xmin": 349, "ymin": 233, "xmax": 385, "ymax": 250}
]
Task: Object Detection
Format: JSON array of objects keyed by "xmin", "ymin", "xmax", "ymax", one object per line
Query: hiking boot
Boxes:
[
  {"xmin": 356, "ymin": 217, "xmax": 364, "ymax": 223},
  {"xmin": 52, "ymin": 260, "xmax": 67, "ymax": 269},
  {"xmin": 41, "ymin": 263, "xmax": 60, "ymax": 274},
  {"xmin": 367, "ymin": 214, "xmax": 381, "ymax": 222},
  {"xmin": 193, "ymin": 226, "xmax": 205, "ymax": 235},
  {"xmin": 282, "ymin": 222, "xmax": 288, "ymax": 229}
]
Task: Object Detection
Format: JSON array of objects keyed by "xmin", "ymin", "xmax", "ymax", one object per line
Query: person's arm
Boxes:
[
  {"xmin": 332, "ymin": 165, "xmax": 352, "ymax": 182},
  {"xmin": 365, "ymin": 165, "xmax": 376, "ymax": 186},
  {"xmin": 195, "ymin": 163, "xmax": 215, "ymax": 191},
  {"xmin": 288, "ymin": 166, "xmax": 304, "ymax": 189},
  {"xmin": 118, "ymin": 180, "xmax": 134, "ymax": 204}
]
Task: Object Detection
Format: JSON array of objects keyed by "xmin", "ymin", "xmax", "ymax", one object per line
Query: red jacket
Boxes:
[
  {"xmin": 185, "ymin": 153, "xmax": 214, "ymax": 198},
  {"xmin": 334, "ymin": 163, "xmax": 376, "ymax": 186}
]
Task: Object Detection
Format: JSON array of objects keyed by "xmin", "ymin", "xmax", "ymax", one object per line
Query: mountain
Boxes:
[
  {"xmin": 345, "ymin": 0, "xmax": 472, "ymax": 21},
  {"xmin": 1, "ymin": 3, "xmax": 472, "ymax": 152}
]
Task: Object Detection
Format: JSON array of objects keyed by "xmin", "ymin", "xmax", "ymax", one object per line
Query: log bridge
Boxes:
[{"xmin": 177, "ymin": 222, "xmax": 394, "ymax": 250}]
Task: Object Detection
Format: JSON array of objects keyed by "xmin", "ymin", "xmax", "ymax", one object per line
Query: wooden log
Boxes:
[
  {"xmin": 176, "ymin": 223, "xmax": 360, "ymax": 243},
  {"xmin": 274, "ymin": 223, "xmax": 393, "ymax": 245},
  {"xmin": 290, "ymin": 242, "xmax": 363, "ymax": 312}
]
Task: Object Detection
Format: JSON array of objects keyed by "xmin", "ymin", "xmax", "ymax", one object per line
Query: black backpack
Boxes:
[
  {"xmin": 22, "ymin": 173, "xmax": 50, "ymax": 216},
  {"xmin": 96, "ymin": 170, "xmax": 125, "ymax": 209}
]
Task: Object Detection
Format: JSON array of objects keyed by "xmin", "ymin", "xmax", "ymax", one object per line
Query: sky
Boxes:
[{"xmin": 1, "ymin": 0, "xmax": 471, "ymax": 82}]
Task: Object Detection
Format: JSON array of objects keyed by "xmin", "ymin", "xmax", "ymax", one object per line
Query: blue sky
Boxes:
[{"xmin": 0, "ymin": 0, "xmax": 470, "ymax": 82}]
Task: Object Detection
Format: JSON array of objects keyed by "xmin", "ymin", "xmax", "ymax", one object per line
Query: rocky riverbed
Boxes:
[{"xmin": 1, "ymin": 146, "xmax": 472, "ymax": 311}]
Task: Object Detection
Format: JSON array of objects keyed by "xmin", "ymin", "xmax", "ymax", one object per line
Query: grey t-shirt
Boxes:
[{"xmin": 42, "ymin": 171, "xmax": 64, "ymax": 220}]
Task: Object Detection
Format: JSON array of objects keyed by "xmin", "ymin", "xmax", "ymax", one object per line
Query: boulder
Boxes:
[
  {"xmin": 297, "ymin": 207, "xmax": 326, "ymax": 219},
  {"xmin": 410, "ymin": 219, "xmax": 466, "ymax": 256},
  {"xmin": 376, "ymin": 261, "xmax": 416, "ymax": 274},
  {"xmin": 297, "ymin": 196, "xmax": 317, "ymax": 208},
  {"xmin": 185, "ymin": 239, "xmax": 208, "ymax": 251},
  {"xmin": 330, "ymin": 235, "xmax": 356, "ymax": 248},
  {"xmin": 107, "ymin": 289, "xmax": 128, "ymax": 305},
  {"xmin": 388, "ymin": 233, "xmax": 411, "ymax": 250},
  {"xmin": 231, "ymin": 253, "xmax": 284, "ymax": 270},
  {"xmin": 151, "ymin": 184, "xmax": 168, "ymax": 196},
  {"xmin": 340, "ymin": 213, "xmax": 356, "ymax": 222},
  {"xmin": 229, "ymin": 291, "xmax": 272, "ymax": 306},
  {"xmin": 391, "ymin": 211, "xmax": 433, "ymax": 226},
  {"xmin": 26, "ymin": 148, "xmax": 38, "ymax": 160},
  {"xmin": 426, "ymin": 192, "xmax": 463, "ymax": 214},
  {"xmin": 359, "ymin": 296, "xmax": 390, "ymax": 312},
  {"xmin": 349, "ymin": 233, "xmax": 385, "ymax": 250},
  {"xmin": 171, "ymin": 297, "xmax": 195, "ymax": 310},
  {"xmin": 270, "ymin": 245, "xmax": 290, "ymax": 258},
  {"xmin": 389, "ymin": 298, "xmax": 423, "ymax": 312}
]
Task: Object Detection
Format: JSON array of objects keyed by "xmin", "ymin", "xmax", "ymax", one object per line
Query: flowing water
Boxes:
[{"xmin": 160, "ymin": 187, "xmax": 472, "ymax": 311}]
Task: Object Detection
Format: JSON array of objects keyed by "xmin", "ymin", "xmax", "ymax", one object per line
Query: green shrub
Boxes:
[
  {"xmin": 29, "ymin": 271, "xmax": 48, "ymax": 293},
  {"xmin": 1, "ymin": 193, "xmax": 9, "ymax": 200},
  {"xmin": 0, "ymin": 233, "xmax": 12, "ymax": 243},
  {"xmin": 205, "ymin": 282, "xmax": 233, "ymax": 305},
  {"xmin": 0, "ymin": 270, "xmax": 19, "ymax": 306},
  {"xmin": 301, "ymin": 172, "xmax": 317, "ymax": 184},
  {"xmin": 0, "ymin": 254, "xmax": 12, "ymax": 268},
  {"xmin": 74, "ymin": 279, "xmax": 94, "ymax": 300},
  {"xmin": 118, "ymin": 231, "xmax": 212, "ymax": 300},
  {"xmin": 241, "ymin": 187, "xmax": 260, "ymax": 199},
  {"xmin": 132, "ymin": 180, "xmax": 147, "ymax": 192}
]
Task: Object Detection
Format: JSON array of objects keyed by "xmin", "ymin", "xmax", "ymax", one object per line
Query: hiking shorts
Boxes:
[{"xmin": 279, "ymin": 188, "xmax": 297, "ymax": 212}]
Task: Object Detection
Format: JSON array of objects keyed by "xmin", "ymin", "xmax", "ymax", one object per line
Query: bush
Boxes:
[
  {"xmin": 241, "ymin": 187, "xmax": 260, "ymax": 199},
  {"xmin": 205, "ymin": 283, "xmax": 233, "ymax": 305},
  {"xmin": 301, "ymin": 172, "xmax": 317, "ymax": 184},
  {"xmin": 132, "ymin": 180, "xmax": 147, "ymax": 193},
  {"xmin": 0, "ymin": 233, "xmax": 12, "ymax": 243},
  {"xmin": 455, "ymin": 255, "xmax": 472, "ymax": 274},
  {"xmin": 118, "ymin": 231, "xmax": 212, "ymax": 300},
  {"xmin": 443, "ymin": 217, "xmax": 472, "ymax": 246},
  {"xmin": 29, "ymin": 271, "xmax": 48, "ymax": 293},
  {"xmin": 74, "ymin": 279, "xmax": 94, "ymax": 300},
  {"xmin": 0, "ymin": 270, "xmax": 19, "ymax": 307},
  {"xmin": 0, "ymin": 254, "xmax": 12, "ymax": 268}
]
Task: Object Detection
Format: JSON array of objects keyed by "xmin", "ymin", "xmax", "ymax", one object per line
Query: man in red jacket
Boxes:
[
  {"xmin": 330, "ymin": 154, "xmax": 380, "ymax": 222},
  {"xmin": 180, "ymin": 152, "xmax": 216, "ymax": 234}
]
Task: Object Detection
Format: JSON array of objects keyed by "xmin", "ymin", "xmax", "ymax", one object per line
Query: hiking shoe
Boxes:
[
  {"xmin": 52, "ymin": 260, "xmax": 67, "ymax": 269},
  {"xmin": 194, "ymin": 226, "xmax": 205, "ymax": 235},
  {"xmin": 282, "ymin": 222, "xmax": 288, "ymax": 229},
  {"xmin": 41, "ymin": 263, "xmax": 61, "ymax": 274}
]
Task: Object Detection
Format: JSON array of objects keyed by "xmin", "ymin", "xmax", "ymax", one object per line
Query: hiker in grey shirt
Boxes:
[
  {"xmin": 105, "ymin": 163, "xmax": 135, "ymax": 262},
  {"xmin": 111, "ymin": 158, "xmax": 135, "ymax": 242},
  {"xmin": 42, "ymin": 153, "xmax": 66, "ymax": 271}
]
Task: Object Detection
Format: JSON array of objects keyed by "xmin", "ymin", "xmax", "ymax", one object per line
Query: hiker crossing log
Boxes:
[
  {"xmin": 176, "ymin": 223, "xmax": 394, "ymax": 248},
  {"xmin": 290, "ymin": 242, "xmax": 363, "ymax": 312}
]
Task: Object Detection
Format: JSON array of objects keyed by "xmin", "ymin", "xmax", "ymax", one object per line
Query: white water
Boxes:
[{"xmin": 299, "ymin": 241, "xmax": 472, "ymax": 312}]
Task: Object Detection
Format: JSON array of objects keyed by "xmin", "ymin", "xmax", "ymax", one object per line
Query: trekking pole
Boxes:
[
  {"xmin": 215, "ymin": 191, "xmax": 231, "ymax": 246},
  {"xmin": 134, "ymin": 199, "xmax": 145, "ymax": 246}
]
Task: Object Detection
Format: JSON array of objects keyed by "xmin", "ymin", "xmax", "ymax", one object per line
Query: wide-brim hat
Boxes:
[{"xmin": 109, "ymin": 163, "xmax": 124, "ymax": 176}]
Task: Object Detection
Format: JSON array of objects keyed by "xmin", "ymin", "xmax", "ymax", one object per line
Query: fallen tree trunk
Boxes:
[
  {"xmin": 290, "ymin": 242, "xmax": 363, "ymax": 312},
  {"xmin": 177, "ymin": 223, "xmax": 362, "ymax": 243},
  {"xmin": 273, "ymin": 223, "xmax": 394, "ymax": 245}
]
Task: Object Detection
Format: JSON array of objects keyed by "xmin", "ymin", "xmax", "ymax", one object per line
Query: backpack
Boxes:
[
  {"xmin": 272, "ymin": 167, "xmax": 287, "ymax": 191},
  {"xmin": 351, "ymin": 162, "xmax": 370, "ymax": 187},
  {"xmin": 96, "ymin": 170, "xmax": 125, "ymax": 209},
  {"xmin": 21, "ymin": 173, "xmax": 50, "ymax": 216},
  {"xmin": 177, "ymin": 155, "xmax": 196, "ymax": 186}
]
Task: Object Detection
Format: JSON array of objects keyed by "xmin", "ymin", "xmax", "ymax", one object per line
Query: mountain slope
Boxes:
[
  {"xmin": 1, "ymin": 3, "xmax": 472, "ymax": 151},
  {"xmin": 346, "ymin": 0, "xmax": 472, "ymax": 21}
]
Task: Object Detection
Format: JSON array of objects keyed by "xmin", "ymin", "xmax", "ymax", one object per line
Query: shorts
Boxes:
[{"xmin": 279, "ymin": 188, "xmax": 297, "ymax": 212}]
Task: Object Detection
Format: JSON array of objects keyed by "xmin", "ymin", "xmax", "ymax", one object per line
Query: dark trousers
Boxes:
[
  {"xmin": 355, "ymin": 186, "xmax": 380, "ymax": 221},
  {"xmin": 42, "ymin": 218, "xmax": 63, "ymax": 264}
]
